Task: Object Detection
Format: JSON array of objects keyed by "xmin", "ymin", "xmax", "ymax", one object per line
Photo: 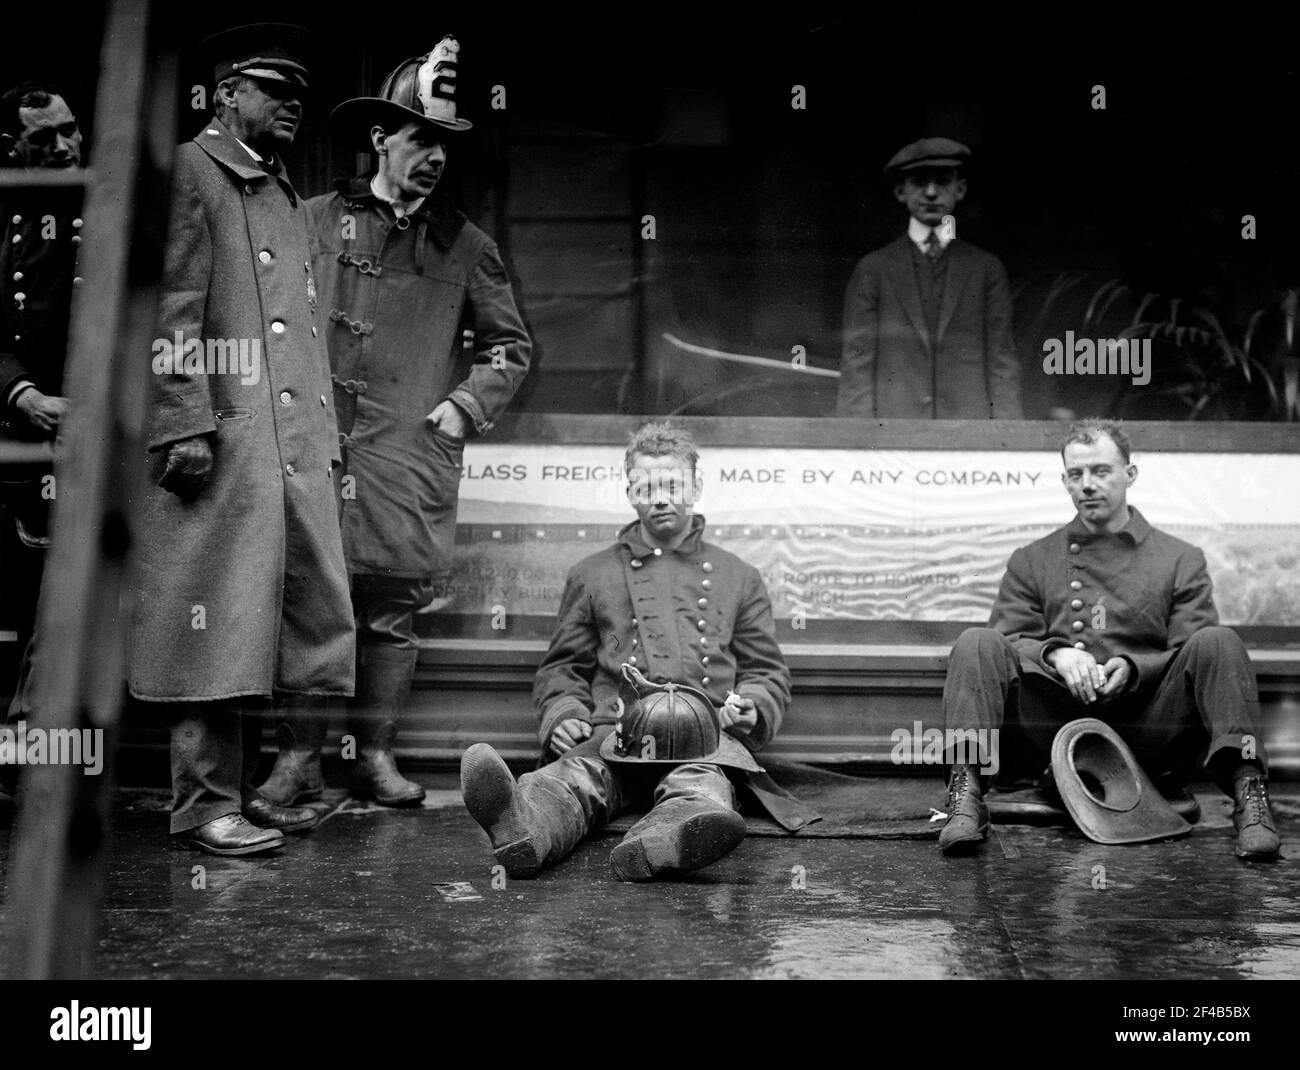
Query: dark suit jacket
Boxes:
[
  {"xmin": 989, "ymin": 507, "xmax": 1219, "ymax": 692},
  {"xmin": 837, "ymin": 235, "xmax": 1022, "ymax": 419}
]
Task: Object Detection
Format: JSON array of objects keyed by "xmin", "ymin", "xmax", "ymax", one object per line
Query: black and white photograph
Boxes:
[{"xmin": 1, "ymin": 0, "xmax": 1298, "ymax": 1042}]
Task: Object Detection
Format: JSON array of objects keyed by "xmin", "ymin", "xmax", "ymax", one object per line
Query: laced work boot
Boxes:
[
  {"xmin": 938, "ymin": 764, "xmax": 989, "ymax": 856},
  {"xmin": 1233, "ymin": 775, "xmax": 1280, "ymax": 861}
]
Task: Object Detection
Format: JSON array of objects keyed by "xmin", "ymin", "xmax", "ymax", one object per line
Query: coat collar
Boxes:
[
  {"xmin": 618, "ymin": 514, "xmax": 707, "ymax": 559},
  {"xmin": 194, "ymin": 117, "xmax": 282, "ymax": 180},
  {"xmin": 335, "ymin": 173, "xmax": 467, "ymax": 251},
  {"xmin": 193, "ymin": 118, "xmax": 299, "ymax": 204},
  {"xmin": 1065, "ymin": 504, "xmax": 1151, "ymax": 545}
]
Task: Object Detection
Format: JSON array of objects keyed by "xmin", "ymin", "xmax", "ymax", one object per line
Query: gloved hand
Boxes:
[{"xmin": 159, "ymin": 434, "xmax": 214, "ymax": 500}]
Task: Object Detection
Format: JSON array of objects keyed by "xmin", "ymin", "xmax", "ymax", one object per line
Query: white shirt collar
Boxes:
[
  {"xmin": 370, "ymin": 176, "xmax": 426, "ymax": 219},
  {"xmin": 233, "ymin": 136, "xmax": 265, "ymax": 165},
  {"xmin": 908, "ymin": 216, "xmax": 953, "ymax": 252}
]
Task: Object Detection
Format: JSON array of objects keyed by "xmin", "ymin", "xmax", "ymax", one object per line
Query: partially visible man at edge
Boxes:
[{"xmin": 0, "ymin": 80, "xmax": 85, "ymax": 796}]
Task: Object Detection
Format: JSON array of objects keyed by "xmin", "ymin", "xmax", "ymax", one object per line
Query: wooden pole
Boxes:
[{"xmin": 1, "ymin": 0, "xmax": 171, "ymax": 979}]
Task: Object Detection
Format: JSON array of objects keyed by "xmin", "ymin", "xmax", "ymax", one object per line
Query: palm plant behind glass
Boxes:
[{"xmin": 1077, "ymin": 281, "xmax": 1299, "ymax": 421}]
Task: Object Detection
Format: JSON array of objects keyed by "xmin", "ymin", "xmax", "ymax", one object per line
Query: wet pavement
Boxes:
[{"xmin": 2, "ymin": 776, "xmax": 1298, "ymax": 980}]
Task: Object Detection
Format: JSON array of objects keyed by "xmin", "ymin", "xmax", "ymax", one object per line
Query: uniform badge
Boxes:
[{"xmin": 305, "ymin": 261, "xmax": 318, "ymax": 313}]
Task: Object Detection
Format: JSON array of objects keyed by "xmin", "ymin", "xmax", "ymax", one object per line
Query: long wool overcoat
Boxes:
[{"xmin": 128, "ymin": 118, "xmax": 354, "ymax": 701}]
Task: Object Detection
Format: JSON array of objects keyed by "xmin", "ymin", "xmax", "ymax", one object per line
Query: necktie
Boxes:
[{"xmin": 925, "ymin": 231, "xmax": 942, "ymax": 261}]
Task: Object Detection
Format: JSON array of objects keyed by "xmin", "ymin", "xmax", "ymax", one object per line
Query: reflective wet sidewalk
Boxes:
[{"xmin": 2, "ymin": 777, "xmax": 1298, "ymax": 979}]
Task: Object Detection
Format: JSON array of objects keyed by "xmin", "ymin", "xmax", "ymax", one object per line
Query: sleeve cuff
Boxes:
[
  {"xmin": 735, "ymin": 683, "xmax": 781, "ymax": 750},
  {"xmin": 1038, "ymin": 638, "xmax": 1070, "ymax": 672},
  {"xmin": 6, "ymin": 380, "xmax": 36, "ymax": 408},
  {"xmin": 538, "ymin": 697, "xmax": 591, "ymax": 747},
  {"xmin": 146, "ymin": 396, "xmax": 217, "ymax": 452},
  {"xmin": 448, "ymin": 387, "xmax": 493, "ymax": 435}
]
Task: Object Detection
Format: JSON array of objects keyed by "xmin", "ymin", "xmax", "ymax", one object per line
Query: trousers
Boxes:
[
  {"xmin": 170, "ymin": 699, "xmax": 267, "ymax": 833},
  {"xmin": 943, "ymin": 625, "xmax": 1266, "ymax": 792},
  {"xmin": 519, "ymin": 730, "xmax": 738, "ymax": 866},
  {"xmin": 350, "ymin": 573, "xmax": 434, "ymax": 651}
]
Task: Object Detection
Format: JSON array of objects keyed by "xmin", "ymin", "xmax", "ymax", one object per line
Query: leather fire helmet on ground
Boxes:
[{"xmin": 600, "ymin": 663, "xmax": 763, "ymax": 774}]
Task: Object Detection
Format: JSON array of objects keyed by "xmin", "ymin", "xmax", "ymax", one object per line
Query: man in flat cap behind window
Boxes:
[
  {"xmin": 837, "ymin": 138, "xmax": 1022, "ymax": 420},
  {"xmin": 127, "ymin": 23, "xmax": 355, "ymax": 855}
]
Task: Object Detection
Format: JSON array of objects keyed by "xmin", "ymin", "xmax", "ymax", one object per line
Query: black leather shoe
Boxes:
[
  {"xmin": 938, "ymin": 765, "xmax": 989, "ymax": 856},
  {"xmin": 1233, "ymin": 776, "xmax": 1280, "ymax": 861},
  {"xmin": 173, "ymin": 813, "xmax": 285, "ymax": 856},
  {"xmin": 243, "ymin": 792, "xmax": 321, "ymax": 833}
]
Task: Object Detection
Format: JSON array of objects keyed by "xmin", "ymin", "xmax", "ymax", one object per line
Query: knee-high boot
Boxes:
[
  {"xmin": 610, "ymin": 764, "xmax": 745, "ymax": 882},
  {"xmin": 460, "ymin": 743, "xmax": 609, "ymax": 877},
  {"xmin": 348, "ymin": 644, "xmax": 425, "ymax": 806},
  {"xmin": 258, "ymin": 698, "xmax": 330, "ymax": 805}
]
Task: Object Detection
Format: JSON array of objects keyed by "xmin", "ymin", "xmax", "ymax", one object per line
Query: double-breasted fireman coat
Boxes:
[
  {"xmin": 990, "ymin": 506, "xmax": 1219, "ymax": 692},
  {"xmin": 128, "ymin": 118, "xmax": 354, "ymax": 701},
  {"xmin": 533, "ymin": 515, "xmax": 792, "ymax": 751},
  {"xmin": 306, "ymin": 177, "xmax": 531, "ymax": 579}
]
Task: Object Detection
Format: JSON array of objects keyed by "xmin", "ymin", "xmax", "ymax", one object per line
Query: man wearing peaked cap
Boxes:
[
  {"xmin": 128, "ymin": 23, "xmax": 355, "ymax": 855},
  {"xmin": 258, "ymin": 36, "xmax": 532, "ymax": 809},
  {"xmin": 204, "ymin": 21, "xmax": 313, "ymax": 89},
  {"xmin": 837, "ymin": 136, "xmax": 1023, "ymax": 419}
]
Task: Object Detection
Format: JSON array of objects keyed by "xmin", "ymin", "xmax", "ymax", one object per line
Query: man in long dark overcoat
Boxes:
[
  {"xmin": 128, "ymin": 25, "xmax": 354, "ymax": 855},
  {"xmin": 259, "ymin": 36, "xmax": 531, "ymax": 808}
]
